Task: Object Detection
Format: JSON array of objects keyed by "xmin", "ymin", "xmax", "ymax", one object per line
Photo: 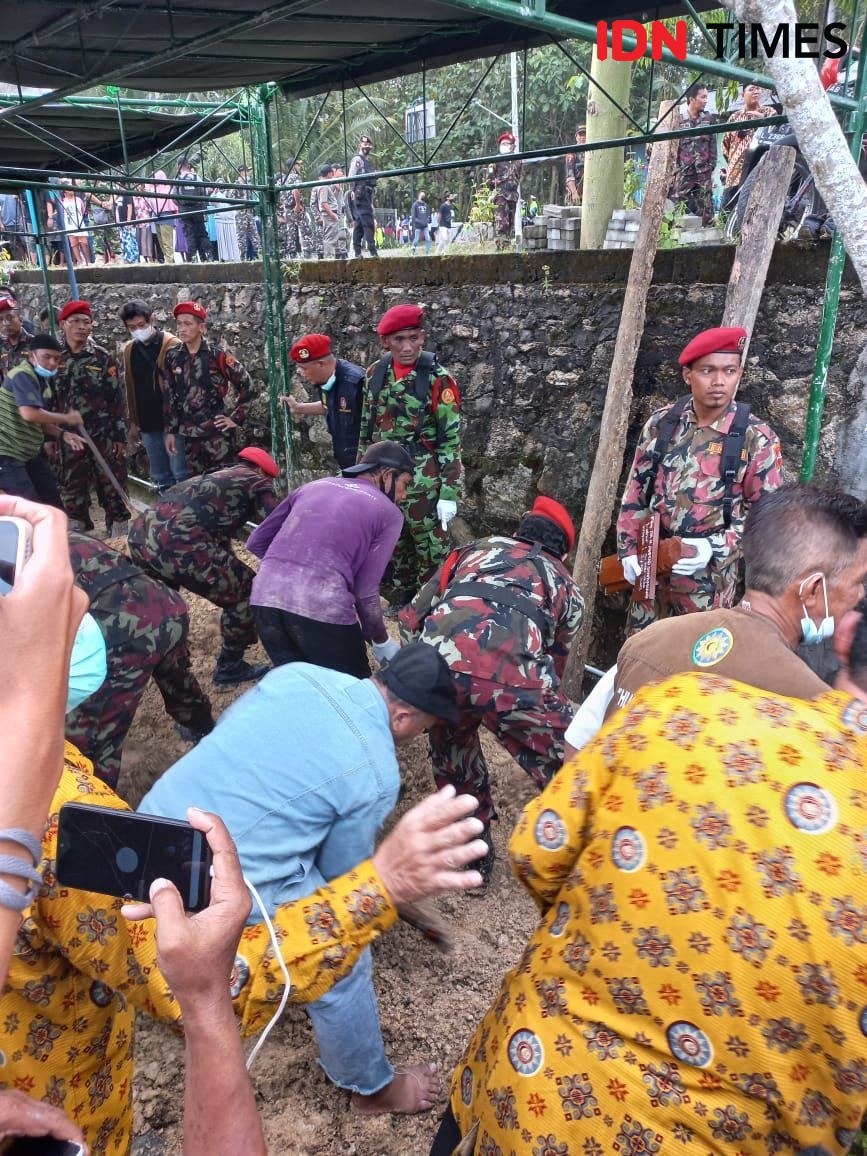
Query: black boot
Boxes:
[{"xmin": 213, "ymin": 648, "xmax": 270, "ymax": 688}]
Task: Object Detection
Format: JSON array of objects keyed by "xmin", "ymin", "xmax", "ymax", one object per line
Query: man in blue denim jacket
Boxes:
[{"xmin": 139, "ymin": 642, "xmax": 459, "ymax": 1116}]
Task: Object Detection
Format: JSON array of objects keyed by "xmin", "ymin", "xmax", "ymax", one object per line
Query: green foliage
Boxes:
[
  {"xmin": 658, "ymin": 201, "xmax": 687, "ymax": 249},
  {"xmin": 623, "ymin": 158, "xmax": 643, "ymax": 210}
]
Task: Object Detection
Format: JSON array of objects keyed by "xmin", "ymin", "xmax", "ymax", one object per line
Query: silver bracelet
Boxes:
[{"xmin": 0, "ymin": 828, "xmax": 43, "ymax": 865}]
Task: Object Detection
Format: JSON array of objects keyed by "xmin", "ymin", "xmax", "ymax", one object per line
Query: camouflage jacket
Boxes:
[
  {"xmin": 278, "ymin": 172, "xmax": 305, "ymax": 219},
  {"xmin": 55, "ymin": 337, "xmax": 126, "ymax": 444},
  {"xmin": 0, "ymin": 332, "xmax": 31, "ymax": 379},
  {"xmin": 130, "ymin": 463, "xmax": 279, "ymax": 552},
  {"xmin": 489, "ymin": 159, "xmax": 522, "ymax": 201},
  {"xmin": 674, "ymin": 111, "xmax": 717, "ymax": 178},
  {"xmin": 616, "ymin": 397, "xmax": 783, "ymax": 565},
  {"xmin": 400, "ymin": 535, "xmax": 584, "ymax": 689},
  {"xmin": 161, "ymin": 340, "xmax": 253, "ymax": 439},
  {"xmin": 358, "ymin": 358, "xmax": 462, "ymax": 501},
  {"xmin": 68, "ymin": 530, "xmax": 176, "ymax": 628}
]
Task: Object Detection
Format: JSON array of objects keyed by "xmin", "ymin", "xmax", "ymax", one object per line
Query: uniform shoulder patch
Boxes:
[
  {"xmin": 440, "ymin": 387, "xmax": 456, "ymax": 405},
  {"xmin": 691, "ymin": 626, "xmax": 734, "ymax": 668}
]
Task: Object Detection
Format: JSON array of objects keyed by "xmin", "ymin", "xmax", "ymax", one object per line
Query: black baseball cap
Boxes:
[
  {"xmin": 379, "ymin": 642, "xmax": 459, "ymax": 724},
  {"xmin": 31, "ymin": 334, "xmax": 63, "ymax": 352},
  {"xmin": 342, "ymin": 440, "xmax": 415, "ymax": 477}
]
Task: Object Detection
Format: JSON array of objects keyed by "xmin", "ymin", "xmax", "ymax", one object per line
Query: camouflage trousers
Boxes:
[
  {"xmin": 387, "ymin": 481, "xmax": 449, "ymax": 607},
  {"xmin": 493, "ymin": 195, "xmax": 517, "ymax": 246},
  {"xmin": 280, "ymin": 209, "xmax": 314, "ymax": 259},
  {"xmin": 59, "ymin": 437, "xmax": 129, "ymax": 526},
  {"xmin": 236, "ymin": 211, "xmax": 259, "ymax": 259},
  {"xmin": 671, "ymin": 173, "xmax": 715, "ymax": 226},
  {"xmin": 625, "ymin": 557, "xmax": 740, "ymax": 635},
  {"xmin": 64, "ymin": 581, "xmax": 214, "ymax": 788},
  {"xmin": 183, "ymin": 431, "xmax": 237, "ymax": 479},
  {"xmin": 129, "ymin": 530, "xmax": 257, "ymax": 653},
  {"xmin": 428, "ymin": 672, "xmax": 574, "ymax": 824}
]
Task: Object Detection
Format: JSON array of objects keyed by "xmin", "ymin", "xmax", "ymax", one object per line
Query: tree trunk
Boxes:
[
  {"xmin": 722, "ymin": 145, "xmax": 797, "ymax": 347},
  {"xmin": 580, "ymin": 58, "xmax": 632, "ymax": 249},
  {"xmin": 730, "ymin": 0, "xmax": 867, "ymax": 290},
  {"xmin": 561, "ymin": 103, "xmax": 680, "ymax": 699}
]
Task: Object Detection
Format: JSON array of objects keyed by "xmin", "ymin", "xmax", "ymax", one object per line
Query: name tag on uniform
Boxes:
[
  {"xmin": 338, "ymin": 396, "xmax": 351, "ymax": 413},
  {"xmin": 707, "ymin": 441, "xmax": 723, "ymax": 455}
]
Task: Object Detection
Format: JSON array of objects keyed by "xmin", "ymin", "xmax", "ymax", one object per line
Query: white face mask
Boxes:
[
  {"xmin": 499, "ymin": 142, "xmax": 513, "ymax": 155},
  {"xmin": 130, "ymin": 326, "xmax": 154, "ymax": 343},
  {"xmin": 798, "ymin": 572, "xmax": 835, "ymax": 645}
]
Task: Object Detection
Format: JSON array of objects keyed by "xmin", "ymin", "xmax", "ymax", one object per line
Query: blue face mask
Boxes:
[
  {"xmin": 320, "ymin": 372, "xmax": 337, "ymax": 393},
  {"xmin": 67, "ymin": 612, "xmax": 108, "ymax": 713},
  {"xmin": 34, "ymin": 363, "xmax": 57, "ymax": 379},
  {"xmin": 798, "ymin": 572, "xmax": 835, "ymax": 645}
]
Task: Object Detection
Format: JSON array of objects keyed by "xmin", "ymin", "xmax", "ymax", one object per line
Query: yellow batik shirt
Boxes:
[
  {"xmin": 451, "ymin": 674, "xmax": 867, "ymax": 1155},
  {"xmin": 0, "ymin": 744, "xmax": 398, "ymax": 1154}
]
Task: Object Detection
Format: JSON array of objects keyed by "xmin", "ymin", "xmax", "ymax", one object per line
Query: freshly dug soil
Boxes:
[{"xmin": 114, "ymin": 542, "xmax": 541, "ymax": 1156}]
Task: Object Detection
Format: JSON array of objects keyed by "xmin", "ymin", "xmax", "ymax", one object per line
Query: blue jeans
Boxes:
[
  {"xmin": 141, "ymin": 430, "xmax": 189, "ymax": 490},
  {"xmin": 412, "ymin": 227, "xmax": 430, "ymax": 254}
]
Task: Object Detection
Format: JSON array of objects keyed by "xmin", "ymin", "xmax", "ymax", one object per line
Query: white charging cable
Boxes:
[{"xmin": 242, "ymin": 874, "xmax": 292, "ymax": 1071}]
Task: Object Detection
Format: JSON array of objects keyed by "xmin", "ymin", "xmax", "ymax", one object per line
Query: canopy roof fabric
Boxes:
[
  {"xmin": 1, "ymin": 0, "xmax": 696, "ymax": 101},
  {"xmin": 0, "ymin": 100, "xmax": 237, "ymax": 173}
]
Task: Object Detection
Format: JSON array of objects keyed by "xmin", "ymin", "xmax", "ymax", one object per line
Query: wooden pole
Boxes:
[
  {"xmin": 722, "ymin": 145, "xmax": 796, "ymax": 352},
  {"xmin": 560, "ymin": 102, "xmax": 679, "ymax": 700}
]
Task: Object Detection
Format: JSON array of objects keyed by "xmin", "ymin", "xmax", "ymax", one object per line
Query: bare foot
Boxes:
[{"xmin": 350, "ymin": 1062, "xmax": 440, "ymax": 1116}]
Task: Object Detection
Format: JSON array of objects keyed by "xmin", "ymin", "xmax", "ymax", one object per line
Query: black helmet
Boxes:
[{"xmin": 342, "ymin": 440, "xmax": 415, "ymax": 477}]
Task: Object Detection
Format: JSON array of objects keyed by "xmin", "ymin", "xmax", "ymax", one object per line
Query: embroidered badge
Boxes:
[
  {"xmin": 691, "ymin": 627, "xmax": 734, "ymax": 668},
  {"xmin": 298, "ymin": 347, "xmax": 310, "ymax": 360},
  {"xmin": 440, "ymin": 387, "xmax": 455, "ymax": 405}
]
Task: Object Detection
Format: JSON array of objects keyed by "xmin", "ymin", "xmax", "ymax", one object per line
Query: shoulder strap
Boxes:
[
  {"xmin": 365, "ymin": 355, "xmax": 392, "ymax": 445},
  {"xmin": 719, "ymin": 401, "xmax": 752, "ymax": 529},
  {"xmin": 441, "ymin": 541, "xmax": 555, "ymax": 640},
  {"xmin": 643, "ymin": 396, "xmax": 691, "ymax": 508}
]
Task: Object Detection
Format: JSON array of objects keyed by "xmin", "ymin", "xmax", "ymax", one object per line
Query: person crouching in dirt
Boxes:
[
  {"xmin": 398, "ymin": 496, "xmax": 584, "ymax": 888},
  {"xmin": 65, "ymin": 530, "xmax": 215, "ymax": 788},
  {"xmin": 127, "ymin": 447, "xmax": 280, "ymax": 688}
]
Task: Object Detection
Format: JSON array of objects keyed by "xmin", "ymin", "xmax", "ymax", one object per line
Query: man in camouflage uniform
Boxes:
[
  {"xmin": 358, "ymin": 303, "xmax": 461, "ymax": 609},
  {"xmin": 161, "ymin": 300, "xmax": 254, "ymax": 477},
  {"xmin": 399, "ymin": 497, "xmax": 583, "ymax": 885},
  {"xmin": 0, "ymin": 296, "xmax": 32, "ymax": 377},
  {"xmin": 488, "ymin": 130, "xmax": 522, "ymax": 247},
  {"xmin": 670, "ymin": 82, "xmax": 717, "ymax": 225},
  {"xmin": 233, "ymin": 165, "xmax": 260, "ymax": 260},
  {"xmin": 278, "ymin": 156, "xmax": 315, "ymax": 260},
  {"xmin": 128, "ymin": 448, "xmax": 280, "ymax": 687},
  {"xmin": 65, "ymin": 531, "xmax": 215, "ymax": 789},
  {"xmin": 54, "ymin": 299, "xmax": 130, "ymax": 536},
  {"xmin": 617, "ymin": 326, "xmax": 784, "ymax": 635}
]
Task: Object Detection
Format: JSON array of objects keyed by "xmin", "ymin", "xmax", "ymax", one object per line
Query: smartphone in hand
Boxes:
[
  {"xmin": 2, "ymin": 1138, "xmax": 86, "ymax": 1155},
  {"xmin": 0, "ymin": 516, "xmax": 33, "ymax": 596},
  {"xmin": 56, "ymin": 803, "xmax": 212, "ymax": 913}
]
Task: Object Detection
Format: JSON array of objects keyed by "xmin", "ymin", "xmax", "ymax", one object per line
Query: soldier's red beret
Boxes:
[
  {"xmin": 531, "ymin": 496, "xmax": 575, "ymax": 552},
  {"xmin": 290, "ymin": 333, "xmax": 332, "ymax": 363},
  {"xmin": 376, "ymin": 304, "xmax": 424, "ymax": 337},
  {"xmin": 678, "ymin": 326, "xmax": 747, "ymax": 366},
  {"xmin": 0, "ymin": 298, "xmax": 15, "ymax": 314},
  {"xmin": 58, "ymin": 300, "xmax": 91, "ymax": 322},
  {"xmin": 498, "ymin": 131, "xmax": 516, "ymax": 145},
  {"xmin": 238, "ymin": 446, "xmax": 279, "ymax": 477},
  {"xmin": 173, "ymin": 301, "xmax": 207, "ymax": 321}
]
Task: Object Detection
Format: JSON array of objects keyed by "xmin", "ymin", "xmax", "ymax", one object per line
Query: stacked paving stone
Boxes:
[
  {"xmin": 543, "ymin": 204, "xmax": 581, "ymax": 251},
  {"xmin": 603, "ymin": 207, "xmax": 724, "ymax": 249},
  {"xmin": 523, "ymin": 222, "xmax": 548, "ymax": 250}
]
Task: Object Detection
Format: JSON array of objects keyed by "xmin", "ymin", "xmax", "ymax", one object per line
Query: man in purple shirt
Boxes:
[{"xmin": 248, "ymin": 441, "xmax": 414, "ymax": 677}]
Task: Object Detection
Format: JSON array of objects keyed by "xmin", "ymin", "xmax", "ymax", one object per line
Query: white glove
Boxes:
[
  {"xmin": 372, "ymin": 637, "xmax": 401, "ymax": 663},
  {"xmin": 671, "ymin": 537, "xmax": 714, "ymax": 576},
  {"xmin": 621, "ymin": 555, "xmax": 642, "ymax": 585},
  {"xmin": 436, "ymin": 498, "xmax": 457, "ymax": 532}
]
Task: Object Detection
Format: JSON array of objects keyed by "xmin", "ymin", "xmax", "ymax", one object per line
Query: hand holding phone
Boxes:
[
  {"xmin": 0, "ymin": 1089, "xmax": 85, "ymax": 1155},
  {"xmin": 0, "ymin": 516, "xmax": 32, "ymax": 596}
]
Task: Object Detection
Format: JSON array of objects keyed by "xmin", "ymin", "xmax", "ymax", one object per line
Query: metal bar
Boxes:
[
  {"xmin": 115, "ymin": 91, "xmax": 130, "ymax": 175},
  {"xmin": 3, "ymin": 112, "xmax": 127, "ymax": 175},
  {"xmin": 552, "ymin": 38, "xmax": 646, "ymax": 136},
  {"xmin": 427, "ymin": 55, "xmax": 499, "ymax": 163},
  {"xmin": 682, "ymin": 0, "xmax": 720, "ymax": 53},
  {"xmin": 0, "ymin": 0, "xmax": 121, "ymax": 68},
  {"xmin": 422, "ymin": 60, "xmax": 428, "ymax": 166},
  {"xmin": 800, "ymin": 14, "xmax": 867, "ymax": 481},
  {"xmin": 0, "ymin": 95, "xmax": 235, "ymax": 112},
  {"xmin": 285, "ymin": 92, "xmax": 330, "ymax": 169},
  {"xmin": 350, "ymin": 78, "xmax": 424, "ymax": 163},
  {"xmin": 24, "ymin": 188, "xmax": 54, "ymax": 335},
  {"xmin": 342, "ymin": 82, "xmax": 350, "ymax": 175}
]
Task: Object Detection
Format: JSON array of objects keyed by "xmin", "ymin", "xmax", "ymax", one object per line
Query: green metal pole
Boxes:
[
  {"xmin": 800, "ymin": 18, "xmax": 867, "ymax": 482},
  {"xmin": 251, "ymin": 86, "xmax": 294, "ymax": 489},
  {"xmin": 24, "ymin": 188, "xmax": 55, "ymax": 336}
]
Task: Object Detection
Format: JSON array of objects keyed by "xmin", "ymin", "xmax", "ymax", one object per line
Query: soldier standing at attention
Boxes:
[
  {"xmin": 127, "ymin": 448, "xmax": 280, "ymax": 688},
  {"xmin": 65, "ymin": 531, "xmax": 215, "ymax": 788},
  {"xmin": 162, "ymin": 301, "xmax": 254, "ymax": 477},
  {"xmin": 670, "ymin": 82, "xmax": 717, "ymax": 225},
  {"xmin": 358, "ymin": 303, "xmax": 461, "ymax": 610},
  {"xmin": 399, "ymin": 497, "xmax": 584, "ymax": 887},
  {"xmin": 55, "ymin": 300, "xmax": 130, "ymax": 536},
  {"xmin": 617, "ymin": 326, "xmax": 783, "ymax": 635},
  {"xmin": 488, "ymin": 131, "xmax": 522, "ymax": 248}
]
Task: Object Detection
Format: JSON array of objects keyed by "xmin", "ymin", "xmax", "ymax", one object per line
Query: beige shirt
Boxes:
[{"xmin": 607, "ymin": 605, "xmax": 828, "ymax": 717}]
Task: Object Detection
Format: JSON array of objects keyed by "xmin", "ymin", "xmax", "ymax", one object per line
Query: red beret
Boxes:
[
  {"xmin": 173, "ymin": 301, "xmax": 207, "ymax": 321},
  {"xmin": 532, "ymin": 496, "xmax": 575, "ymax": 552},
  {"xmin": 679, "ymin": 326, "xmax": 747, "ymax": 366},
  {"xmin": 0, "ymin": 298, "xmax": 14, "ymax": 314},
  {"xmin": 498, "ymin": 131, "xmax": 516, "ymax": 145},
  {"xmin": 58, "ymin": 300, "xmax": 91, "ymax": 322},
  {"xmin": 238, "ymin": 447, "xmax": 279, "ymax": 478},
  {"xmin": 376, "ymin": 304, "xmax": 424, "ymax": 337},
  {"xmin": 290, "ymin": 333, "xmax": 332, "ymax": 363}
]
